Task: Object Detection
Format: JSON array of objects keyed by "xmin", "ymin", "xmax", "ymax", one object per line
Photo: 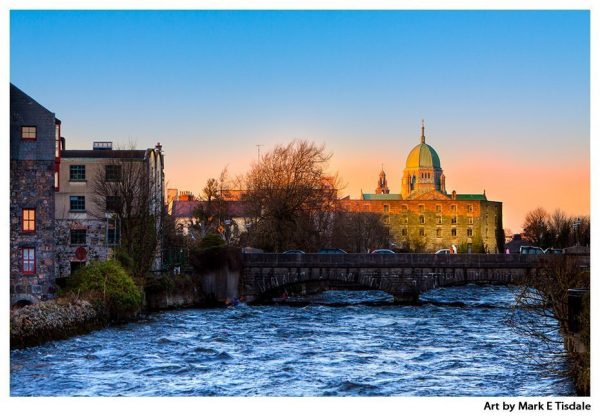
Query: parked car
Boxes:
[
  {"xmin": 317, "ymin": 248, "xmax": 347, "ymax": 254},
  {"xmin": 435, "ymin": 249, "xmax": 452, "ymax": 255},
  {"xmin": 370, "ymin": 249, "xmax": 396, "ymax": 254},
  {"xmin": 282, "ymin": 249, "xmax": 305, "ymax": 254},
  {"xmin": 544, "ymin": 248, "xmax": 564, "ymax": 254},
  {"xmin": 519, "ymin": 246, "xmax": 544, "ymax": 254}
]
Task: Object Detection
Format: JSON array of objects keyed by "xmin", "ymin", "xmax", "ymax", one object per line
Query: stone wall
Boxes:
[
  {"xmin": 10, "ymin": 160, "xmax": 57, "ymax": 305},
  {"xmin": 10, "ymin": 298, "xmax": 108, "ymax": 349},
  {"xmin": 340, "ymin": 198, "xmax": 503, "ymax": 253},
  {"xmin": 55, "ymin": 219, "xmax": 113, "ymax": 277}
]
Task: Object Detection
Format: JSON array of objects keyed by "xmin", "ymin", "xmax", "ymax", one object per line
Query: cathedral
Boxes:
[{"xmin": 340, "ymin": 122, "xmax": 504, "ymax": 253}]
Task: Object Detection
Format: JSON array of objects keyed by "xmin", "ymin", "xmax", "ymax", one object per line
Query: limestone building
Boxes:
[
  {"xmin": 340, "ymin": 122, "xmax": 503, "ymax": 253},
  {"xmin": 10, "ymin": 84, "xmax": 62, "ymax": 306},
  {"xmin": 55, "ymin": 141, "xmax": 165, "ymax": 277}
]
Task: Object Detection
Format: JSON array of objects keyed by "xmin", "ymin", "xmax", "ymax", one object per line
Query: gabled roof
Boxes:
[
  {"xmin": 361, "ymin": 193, "xmax": 403, "ymax": 201},
  {"xmin": 171, "ymin": 199, "xmax": 251, "ymax": 218}
]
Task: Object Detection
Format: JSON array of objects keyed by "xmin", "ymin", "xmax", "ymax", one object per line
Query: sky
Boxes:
[{"xmin": 10, "ymin": 10, "xmax": 590, "ymax": 232}]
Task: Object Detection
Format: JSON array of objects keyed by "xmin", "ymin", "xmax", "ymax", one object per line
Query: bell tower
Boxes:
[{"xmin": 375, "ymin": 165, "xmax": 390, "ymax": 194}]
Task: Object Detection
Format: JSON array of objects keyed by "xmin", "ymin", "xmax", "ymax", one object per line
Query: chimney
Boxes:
[{"xmin": 93, "ymin": 141, "xmax": 112, "ymax": 150}]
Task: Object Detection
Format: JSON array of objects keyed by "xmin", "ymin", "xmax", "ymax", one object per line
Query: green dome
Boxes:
[{"xmin": 406, "ymin": 143, "xmax": 441, "ymax": 169}]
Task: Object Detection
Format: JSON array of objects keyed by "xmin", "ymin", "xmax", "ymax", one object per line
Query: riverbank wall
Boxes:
[
  {"xmin": 10, "ymin": 272, "xmax": 232, "ymax": 349},
  {"xmin": 10, "ymin": 298, "xmax": 109, "ymax": 349}
]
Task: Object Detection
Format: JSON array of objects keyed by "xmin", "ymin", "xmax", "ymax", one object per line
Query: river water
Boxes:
[{"xmin": 10, "ymin": 285, "xmax": 574, "ymax": 396}]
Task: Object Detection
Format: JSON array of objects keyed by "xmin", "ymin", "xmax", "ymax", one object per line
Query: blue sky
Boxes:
[{"xmin": 10, "ymin": 10, "xmax": 590, "ymax": 231}]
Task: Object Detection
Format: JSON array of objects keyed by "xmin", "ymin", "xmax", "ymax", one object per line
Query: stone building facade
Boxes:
[
  {"xmin": 340, "ymin": 123, "xmax": 503, "ymax": 253},
  {"xmin": 55, "ymin": 142, "xmax": 165, "ymax": 277},
  {"xmin": 10, "ymin": 84, "xmax": 62, "ymax": 306}
]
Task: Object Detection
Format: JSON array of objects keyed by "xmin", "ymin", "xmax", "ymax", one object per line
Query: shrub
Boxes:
[
  {"xmin": 67, "ymin": 260, "xmax": 142, "ymax": 321},
  {"xmin": 199, "ymin": 233, "xmax": 226, "ymax": 250}
]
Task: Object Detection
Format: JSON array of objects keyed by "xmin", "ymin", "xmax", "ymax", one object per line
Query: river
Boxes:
[{"xmin": 10, "ymin": 284, "xmax": 574, "ymax": 396}]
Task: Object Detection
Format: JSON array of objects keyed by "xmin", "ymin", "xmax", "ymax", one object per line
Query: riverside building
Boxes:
[
  {"xmin": 340, "ymin": 122, "xmax": 504, "ymax": 253},
  {"xmin": 10, "ymin": 84, "xmax": 62, "ymax": 306}
]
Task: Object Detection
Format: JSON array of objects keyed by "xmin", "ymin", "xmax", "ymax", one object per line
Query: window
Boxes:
[
  {"xmin": 419, "ymin": 215, "xmax": 425, "ymax": 224},
  {"xmin": 468, "ymin": 217, "xmax": 474, "ymax": 225},
  {"xmin": 436, "ymin": 215, "xmax": 442, "ymax": 225},
  {"xmin": 383, "ymin": 215, "xmax": 390, "ymax": 225},
  {"xmin": 419, "ymin": 204, "xmax": 425, "ymax": 213},
  {"xmin": 106, "ymin": 196, "xmax": 122, "ymax": 212},
  {"xmin": 22, "ymin": 208, "xmax": 35, "ymax": 232},
  {"xmin": 107, "ymin": 217, "xmax": 121, "ymax": 246},
  {"xmin": 383, "ymin": 204, "xmax": 390, "ymax": 214},
  {"xmin": 401, "ymin": 205, "xmax": 408, "ymax": 212},
  {"xmin": 404, "ymin": 216, "xmax": 409, "ymax": 224},
  {"xmin": 467, "ymin": 228, "xmax": 473, "ymax": 237},
  {"xmin": 70, "ymin": 229, "xmax": 87, "ymax": 245},
  {"xmin": 467, "ymin": 204, "xmax": 473, "ymax": 213},
  {"xmin": 69, "ymin": 165, "xmax": 86, "ymax": 181},
  {"xmin": 436, "ymin": 228, "xmax": 442, "ymax": 238},
  {"xmin": 451, "ymin": 216, "xmax": 457, "ymax": 224},
  {"xmin": 70, "ymin": 196, "xmax": 85, "ymax": 211},
  {"xmin": 364, "ymin": 204, "xmax": 370, "ymax": 212},
  {"xmin": 21, "ymin": 126, "xmax": 36, "ymax": 140},
  {"xmin": 451, "ymin": 204, "xmax": 457, "ymax": 212},
  {"xmin": 451, "ymin": 228, "xmax": 457, "ymax": 237},
  {"xmin": 401, "ymin": 228, "xmax": 407, "ymax": 236},
  {"xmin": 419, "ymin": 228, "xmax": 425, "ymax": 237},
  {"xmin": 21, "ymin": 248, "xmax": 35, "ymax": 274},
  {"xmin": 485, "ymin": 227, "xmax": 489, "ymax": 238},
  {"xmin": 435, "ymin": 205, "xmax": 441, "ymax": 213},
  {"xmin": 106, "ymin": 165, "xmax": 122, "ymax": 182}
]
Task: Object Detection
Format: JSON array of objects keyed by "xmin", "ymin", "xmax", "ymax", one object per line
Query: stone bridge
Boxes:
[{"xmin": 236, "ymin": 253, "xmax": 588, "ymax": 304}]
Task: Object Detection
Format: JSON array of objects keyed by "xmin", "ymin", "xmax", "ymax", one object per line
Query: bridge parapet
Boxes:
[{"xmin": 240, "ymin": 253, "xmax": 588, "ymax": 304}]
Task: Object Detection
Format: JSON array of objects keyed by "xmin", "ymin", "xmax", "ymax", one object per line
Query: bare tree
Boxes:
[
  {"xmin": 241, "ymin": 140, "xmax": 341, "ymax": 252},
  {"xmin": 506, "ymin": 255, "xmax": 590, "ymax": 394},
  {"xmin": 91, "ymin": 154, "xmax": 159, "ymax": 278},
  {"xmin": 330, "ymin": 212, "xmax": 390, "ymax": 253},
  {"xmin": 522, "ymin": 207, "xmax": 550, "ymax": 247}
]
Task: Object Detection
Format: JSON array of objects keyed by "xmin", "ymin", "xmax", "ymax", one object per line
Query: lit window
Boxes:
[
  {"xmin": 70, "ymin": 196, "xmax": 85, "ymax": 211},
  {"xmin": 21, "ymin": 126, "xmax": 36, "ymax": 140},
  {"xmin": 21, "ymin": 248, "xmax": 35, "ymax": 274},
  {"xmin": 451, "ymin": 228, "xmax": 457, "ymax": 237},
  {"xmin": 70, "ymin": 229, "xmax": 87, "ymax": 245},
  {"xmin": 106, "ymin": 165, "xmax": 122, "ymax": 182},
  {"xmin": 22, "ymin": 208, "xmax": 35, "ymax": 232},
  {"xmin": 69, "ymin": 165, "xmax": 86, "ymax": 181}
]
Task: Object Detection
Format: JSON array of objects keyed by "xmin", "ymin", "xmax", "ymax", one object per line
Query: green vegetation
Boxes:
[{"xmin": 66, "ymin": 260, "xmax": 142, "ymax": 321}]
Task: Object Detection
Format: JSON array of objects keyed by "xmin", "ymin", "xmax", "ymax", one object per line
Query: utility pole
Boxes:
[{"xmin": 256, "ymin": 144, "xmax": 263, "ymax": 161}]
